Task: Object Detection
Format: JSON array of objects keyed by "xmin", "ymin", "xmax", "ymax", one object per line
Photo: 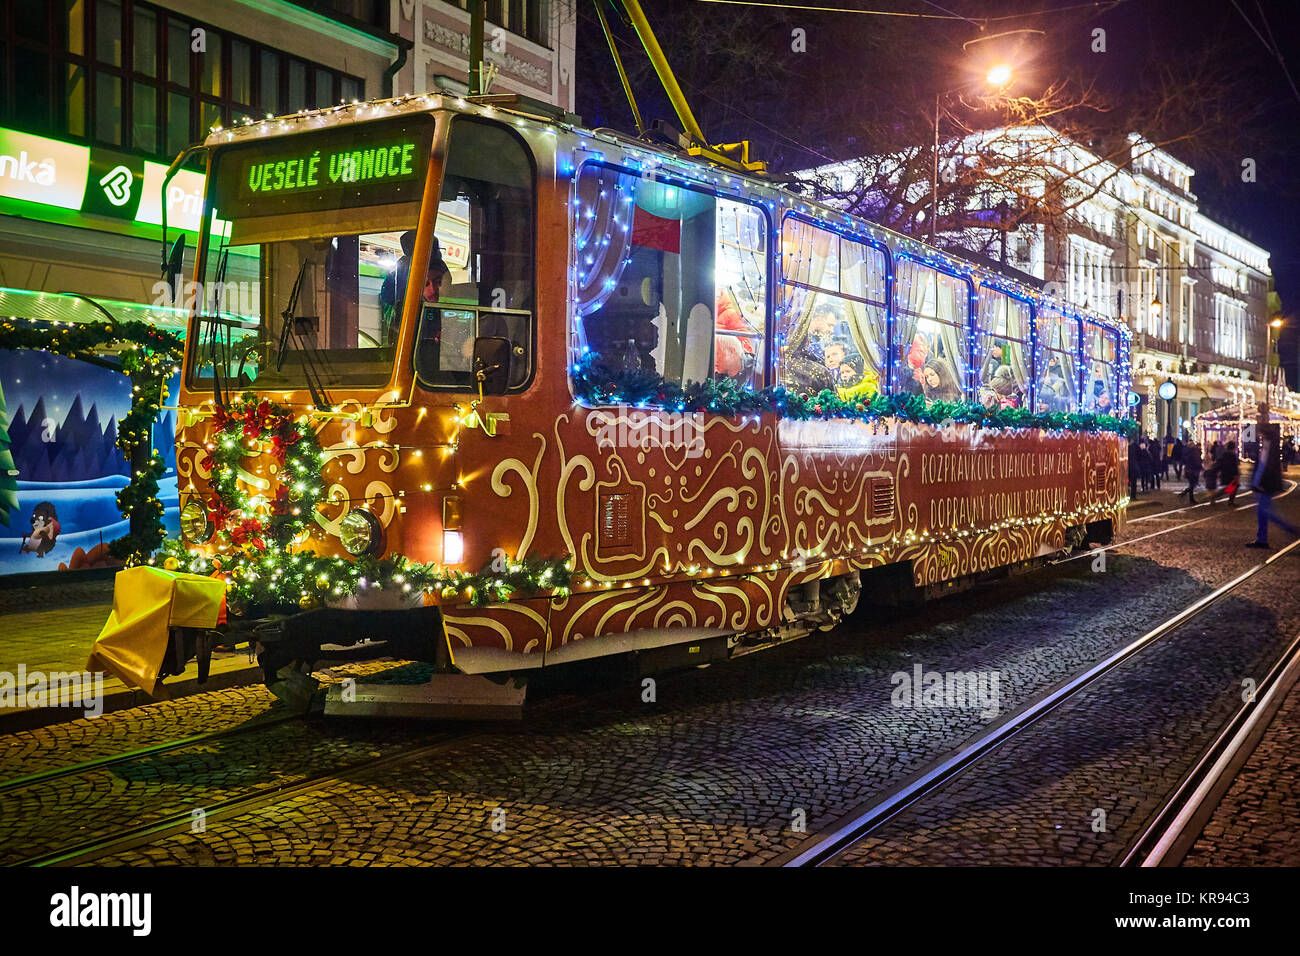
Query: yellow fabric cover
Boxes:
[{"xmin": 86, "ymin": 566, "xmax": 225, "ymax": 698}]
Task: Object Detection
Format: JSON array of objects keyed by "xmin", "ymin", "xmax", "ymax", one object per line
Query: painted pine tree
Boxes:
[{"xmin": 0, "ymin": 379, "xmax": 19, "ymax": 527}]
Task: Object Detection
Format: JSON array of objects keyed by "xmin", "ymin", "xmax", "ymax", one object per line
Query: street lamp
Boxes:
[
  {"xmin": 931, "ymin": 64, "xmax": 1013, "ymax": 243},
  {"xmin": 1159, "ymin": 377, "xmax": 1177, "ymax": 438},
  {"xmin": 1265, "ymin": 315, "xmax": 1284, "ymax": 384}
]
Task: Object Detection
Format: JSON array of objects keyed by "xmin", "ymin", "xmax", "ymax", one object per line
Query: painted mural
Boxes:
[{"xmin": 0, "ymin": 351, "xmax": 179, "ymax": 576}]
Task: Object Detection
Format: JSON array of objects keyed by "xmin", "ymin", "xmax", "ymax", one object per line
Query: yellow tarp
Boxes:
[{"xmin": 86, "ymin": 566, "xmax": 226, "ymax": 698}]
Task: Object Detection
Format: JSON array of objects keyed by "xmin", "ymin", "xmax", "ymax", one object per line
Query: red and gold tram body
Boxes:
[{"xmin": 176, "ymin": 95, "xmax": 1129, "ymax": 675}]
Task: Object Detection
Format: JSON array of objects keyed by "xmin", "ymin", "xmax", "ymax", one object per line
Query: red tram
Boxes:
[{"xmin": 167, "ymin": 93, "xmax": 1131, "ymax": 695}]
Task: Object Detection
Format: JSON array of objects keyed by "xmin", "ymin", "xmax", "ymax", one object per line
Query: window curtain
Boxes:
[
  {"xmin": 1008, "ymin": 301, "xmax": 1031, "ymax": 388},
  {"xmin": 840, "ymin": 241, "xmax": 888, "ymax": 380},
  {"xmin": 1057, "ymin": 316, "xmax": 1078, "ymax": 405},
  {"xmin": 933, "ymin": 272, "xmax": 969, "ymax": 393},
  {"xmin": 573, "ymin": 166, "xmax": 637, "ymax": 345},
  {"xmin": 778, "ymin": 219, "xmax": 833, "ymax": 353}
]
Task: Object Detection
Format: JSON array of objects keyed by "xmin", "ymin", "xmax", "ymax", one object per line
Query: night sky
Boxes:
[{"xmin": 577, "ymin": 0, "xmax": 1300, "ymax": 386}]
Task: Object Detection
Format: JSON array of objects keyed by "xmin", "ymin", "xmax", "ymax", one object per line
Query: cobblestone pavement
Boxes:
[
  {"xmin": 1182, "ymin": 673, "xmax": 1300, "ymax": 866},
  {"xmin": 825, "ymin": 548, "xmax": 1300, "ymax": 866},
  {"xmin": 18, "ymin": 487, "xmax": 1282, "ymax": 867},
  {"xmin": 0, "ymin": 483, "xmax": 1293, "ymax": 866},
  {"xmin": 0, "ymin": 660, "xmax": 429, "ymax": 781}
]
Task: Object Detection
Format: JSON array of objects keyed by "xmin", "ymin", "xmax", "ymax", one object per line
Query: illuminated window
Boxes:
[
  {"xmin": 975, "ymin": 287, "xmax": 1030, "ymax": 412},
  {"xmin": 1033, "ymin": 306, "xmax": 1080, "ymax": 414},
  {"xmin": 1082, "ymin": 320, "xmax": 1120, "ymax": 417},
  {"xmin": 572, "ymin": 163, "xmax": 769, "ymax": 393},
  {"xmin": 893, "ymin": 258, "xmax": 970, "ymax": 404},
  {"xmin": 778, "ymin": 217, "xmax": 886, "ymax": 400}
]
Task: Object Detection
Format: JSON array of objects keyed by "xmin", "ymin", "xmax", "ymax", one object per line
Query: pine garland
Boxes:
[
  {"xmin": 571, "ymin": 351, "xmax": 1139, "ymax": 437},
  {"xmin": 160, "ymin": 540, "xmax": 572, "ymax": 612}
]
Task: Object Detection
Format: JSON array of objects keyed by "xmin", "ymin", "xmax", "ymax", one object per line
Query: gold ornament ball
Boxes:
[
  {"xmin": 163, "ymin": 556, "xmax": 180, "ymax": 571},
  {"xmin": 298, "ymin": 594, "xmax": 319, "ymax": 610}
]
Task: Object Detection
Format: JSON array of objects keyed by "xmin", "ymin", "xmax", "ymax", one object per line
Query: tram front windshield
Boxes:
[{"xmin": 188, "ymin": 115, "xmax": 435, "ymax": 390}]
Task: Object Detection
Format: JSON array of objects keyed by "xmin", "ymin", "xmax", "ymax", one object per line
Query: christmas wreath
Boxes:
[{"xmin": 199, "ymin": 391, "xmax": 326, "ymax": 550}]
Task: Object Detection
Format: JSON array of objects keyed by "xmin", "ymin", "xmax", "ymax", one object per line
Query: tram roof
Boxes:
[{"xmin": 204, "ymin": 92, "xmax": 1130, "ymax": 342}]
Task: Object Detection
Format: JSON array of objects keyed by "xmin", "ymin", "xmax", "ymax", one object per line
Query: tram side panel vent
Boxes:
[{"xmin": 870, "ymin": 477, "xmax": 894, "ymax": 519}]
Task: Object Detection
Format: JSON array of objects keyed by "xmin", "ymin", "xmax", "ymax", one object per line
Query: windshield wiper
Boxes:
[
  {"xmin": 275, "ymin": 258, "xmax": 310, "ymax": 372},
  {"xmin": 274, "ymin": 258, "xmax": 333, "ymax": 409}
]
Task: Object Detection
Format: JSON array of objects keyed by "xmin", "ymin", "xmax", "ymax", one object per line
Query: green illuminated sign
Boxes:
[
  {"xmin": 214, "ymin": 115, "xmax": 434, "ymax": 219},
  {"xmin": 0, "ymin": 125, "xmax": 213, "ymax": 236},
  {"xmin": 241, "ymin": 140, "xmax": 418, "ymax": 197}
]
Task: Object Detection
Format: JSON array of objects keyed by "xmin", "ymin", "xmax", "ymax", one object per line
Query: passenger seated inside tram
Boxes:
[
  {"xmin": 1036, "ymin": 355, "xmax": 1073, "ymax": 413},
  {"xmin": 978, "ymin": 364, "xmax": 1024, "ymax": 410},
  {"xmin": 714, "ymin": 288, "xmax": 760, "ymax": 387},
  {"xmin": 901, "ymin": 334, "xmax": 930, "ymax": 396},
  {"xmin": 1084, "ymin": 362, "xmax": 1114, "ymax": 414},
  {"xmin": 823, "ymin": 342, "xmax": 879, "ymax": 399},
  {"xmin": 920, "ymin": 358, "xmax": 963, "ymax": 403},
  {"xmin": 781, "ymin": 303, "xmax": 840, "ymax": 394}
]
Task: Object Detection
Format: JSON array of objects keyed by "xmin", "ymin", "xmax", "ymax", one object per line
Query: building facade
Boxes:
[
  {"xmin": 388, "ymin": 1, "xmax": 575, "ymax": 110},
  {"xmin": 811, "ymin": 128, "xmax": 1293, "ymax": 441}
]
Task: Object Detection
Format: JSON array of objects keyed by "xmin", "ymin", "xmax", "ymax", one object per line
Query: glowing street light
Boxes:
[{"xmin": 931, "ymin": 65, "xmax": 1016, "ymax": 242}]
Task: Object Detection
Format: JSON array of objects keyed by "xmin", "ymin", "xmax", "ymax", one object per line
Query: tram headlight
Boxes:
[
  {"xmin": 339, "ymin": 509, "xmax": 381, "ymax": 556},
  {"xmin": 441, "ymin": 496, "xmax": 463, "ymax": 565},
  {"xmin": 442, "ymin": 530, "xmax": 464, "ymax": 565},
  {"xmin": 180, "ymin": 499, "xmax": 213, "ymax": 544}
]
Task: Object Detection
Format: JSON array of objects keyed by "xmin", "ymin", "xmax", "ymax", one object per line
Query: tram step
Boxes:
[{"xmin": 322, "ymin": 674, "xmax": 527, "ymax": 720}]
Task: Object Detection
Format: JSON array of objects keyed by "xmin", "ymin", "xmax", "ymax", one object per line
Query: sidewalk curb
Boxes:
[{"xmin": 0, "ymin": 659, "xmax": 264, "ymax": 734}]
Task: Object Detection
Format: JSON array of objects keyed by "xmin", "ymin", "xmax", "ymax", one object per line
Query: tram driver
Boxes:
[{"xmin": 380, "ymin": 231, "xmax": 453, "ymax": 346}]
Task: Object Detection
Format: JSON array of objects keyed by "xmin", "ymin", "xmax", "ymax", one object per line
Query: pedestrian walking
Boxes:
[
  {"xmin": 1207, "ymin": 441, "xmax": 1240, "ymax": 506},
  {"xmin": 1128, "ymin": 438, "xmax": 1141, "ymax": 500},
  {"xmin": 1246, "ymin": 404, "xmax": 1300, "ymax": 549},
  {"xmin": 1138, "ymin": 437, "xmax": 1153, "ymax": 492},
  {"xmin": 1181, "ymin": 440, "xmax": 1202, "ymax": 503},
  {"xmin": 1149, "ymin": 440, "xmax": 1162, "ymax": 490},
  {"xmin": 1171, "ymin": 437, "xmax": 1184, "ymax": 480},
  {"xmin": 1163, "ymin": 435, "xmax": 1175, "ymax": 479}
]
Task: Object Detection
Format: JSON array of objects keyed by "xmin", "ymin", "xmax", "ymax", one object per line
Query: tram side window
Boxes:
[
  {"xmin": 1033, "ymin": 307, "xmax": 1080, "ymax": 414},
  {"xmin": 893, "ymin": 259, "xmax": 969, "ymax": 404},
  {"xmin": 777, "ymin": 217, "xmax": 887, "ymax": 399},
  {"xmin": 1083, "ymin": 321, "xmax": 1120, "ymax": 416},
  {"xmin": 414, "ymin": 118, "xmax": 535, "ymax": 390},
  {"xmin": 975, "ymin": 289, "xmax": 1031, "ymax": 411},
  {"xmin": 572, "ymin": 164, "xmax": 767, "ymax": 392}
]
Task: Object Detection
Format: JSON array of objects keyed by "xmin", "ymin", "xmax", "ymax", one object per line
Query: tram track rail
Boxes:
[
  {"xmin": 1120, "ymin": 626, "xmax": 1300, "ymax": 867},
  {"xmin": 776, "ymin": 534, "xmax": 1300, "ymax": 867},
  {"xmin": 0, "ymin": 713, "xmax": 301, "ymax": 796},
  {"xmin": 10, "ymin": 729, "xmax": 482, "ymax": 867}
]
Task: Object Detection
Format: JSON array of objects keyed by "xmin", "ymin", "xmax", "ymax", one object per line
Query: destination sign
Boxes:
[
  {"xmin": 241, "ymin": 140, "xmax": 418, "ymax": 197},
  {"xmin": 215, "ymin": 115, "xmax": 434, "ymax": 218}
]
